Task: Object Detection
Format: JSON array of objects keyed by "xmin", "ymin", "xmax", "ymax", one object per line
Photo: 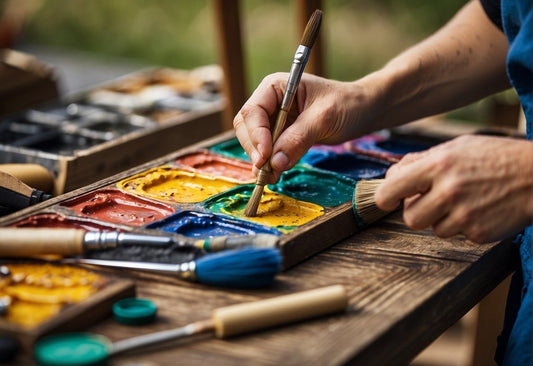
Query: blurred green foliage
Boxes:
[{"xmin": 23, "ymin": 0, "xmax": 466, "ymax": 89}]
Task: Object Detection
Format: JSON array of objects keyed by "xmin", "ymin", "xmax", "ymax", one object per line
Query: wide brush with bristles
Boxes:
[
  {"xmin": 244, "ymin": 9, "xmax": 323, "ymax": 217},
  {"xmin": 353, "ymin": 179, "xmax": 392, "ymax": 228}
]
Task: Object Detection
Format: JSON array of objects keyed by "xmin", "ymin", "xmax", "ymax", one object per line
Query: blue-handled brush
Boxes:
[{"xmin": 62, "ymin": 247, "xmax": 282, "ymax": 289}]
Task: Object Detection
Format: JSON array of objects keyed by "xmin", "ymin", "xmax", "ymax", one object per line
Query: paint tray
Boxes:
[{"xmin": 0, "ymin": 66, "xmax": 225, "ymax": 195}]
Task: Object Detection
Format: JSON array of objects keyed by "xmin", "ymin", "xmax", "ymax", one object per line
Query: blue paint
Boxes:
[
  {"xmin": 301, "ymin": 151, "xmax": 390, "ymax": 180},
  {"xmin": 376, "ymin": 138, "xmax": 435, "ymax": 155},
  {"xmin": 209, "ymin": 138, "xmax": 250, "ymax": 162},
  {"xmin": 148, "ymin": 210, "xmax": 280, "ymax": 238},
  {"xmin": 269, "ymin": 167, "xmax": 355, "ymax": 207},
  {"xmin": 299, "ymin": 148, "xmax": 337, "ymax": 166},
  {"xmin": 355, "ymin": 136, "xmax": 435, "ymax": 155}
]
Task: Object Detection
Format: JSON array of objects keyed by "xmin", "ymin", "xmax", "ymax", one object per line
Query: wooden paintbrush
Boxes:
[
  {"xmin": 352, "ymin": 179, "xmax": 394, "ymax": 228},
  {"xmin": 0, "ymin": 228, "xmax": 279, "ymax": 257},
  {"xmin": 35, "ymin": 285, "xmax": 347, "ymax": 365},
  {"xmin": 61, "ymin": 247, "xmax": 282, "ymax": 289},
  {"xmin": 244, "ymin": 9, "xmax": 323, "ymax": 217}
]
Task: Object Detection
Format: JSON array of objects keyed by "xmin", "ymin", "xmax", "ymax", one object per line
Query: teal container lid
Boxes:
[
  {"xmin": 112, "ymin": 298, "xmax": 157, "ymax": 325},
  {"xmin": 34, "ymin": 332, "xmax": 111, "ymax": 366}
]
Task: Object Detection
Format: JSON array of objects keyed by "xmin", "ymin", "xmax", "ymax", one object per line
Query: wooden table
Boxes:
[{"xmin": 12, "ymin": 211, "xmax": 514, "ymax": 366}]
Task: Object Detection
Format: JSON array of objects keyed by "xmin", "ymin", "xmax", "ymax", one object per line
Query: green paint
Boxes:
[
  {"xmin": 204, "ymin": 185, "xmax": 324, "ymax": 233},
  {"xmin": 269, "ymin": 167, "xmax": 356, "ymax": 207},
  {"xmin": 209, "ymin": 138, "xmax": 250, "ymax": 162}
]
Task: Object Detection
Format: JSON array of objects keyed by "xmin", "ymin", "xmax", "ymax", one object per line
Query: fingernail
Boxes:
[
  {"xmin": 251, "ymin": 150, "xmax": 260, "ymax": 166},
  {"xmin": 271, "ymin": 151, "xmax": 290, "ymax": 171}
]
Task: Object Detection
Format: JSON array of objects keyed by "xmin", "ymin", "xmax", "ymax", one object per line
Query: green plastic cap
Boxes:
[
  {"xmin": 112, "ymin": 297, "xmax": 157, "ymax": 325},
  {"xmin": 34, "ymin": 332, "xmax": 110, "ymax": 366}
]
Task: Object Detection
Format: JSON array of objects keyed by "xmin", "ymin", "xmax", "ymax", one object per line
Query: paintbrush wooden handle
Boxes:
[
  {"xmin": 212, "ymin": 285, "xmax": 347, "ymax": 337},
  {"xmin": 0, "ymin": 164, "xmax": 54, "ymax": 193},
  {"xmin": 0, "ymin": 228, "xmax": 85, "ymax": 256}
]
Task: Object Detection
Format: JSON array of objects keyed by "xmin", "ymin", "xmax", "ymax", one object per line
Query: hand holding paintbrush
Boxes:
[{"xmin": 244, "ymin": 9, "xmax": 323, "ymax": 217}]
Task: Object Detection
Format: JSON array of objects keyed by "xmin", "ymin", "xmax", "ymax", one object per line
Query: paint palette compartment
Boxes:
[{"xmin": 0, "ymin": 66, "xmax": 225, "ymax": 195}]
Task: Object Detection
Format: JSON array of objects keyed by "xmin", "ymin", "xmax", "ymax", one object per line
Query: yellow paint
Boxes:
[
  {"xmin": 214, "ymin": 188, "xmax": 324, "ymax": 233},
  {"xmin": 118, "ymin": 166, "xmax": 238, "ymax": 203},
  {"xmin": 0, "ymin": 264, "xmax": 105, "ymax": 328}
]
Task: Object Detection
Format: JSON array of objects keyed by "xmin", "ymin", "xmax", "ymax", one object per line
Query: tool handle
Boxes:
[
  {"xmin": 0, "ymin": 228, "xmax": 85, "ymax": 256},
  {"xmin": 0, "ymin": 164, "xmax": 54, "ymax": 193},
  {"xmin": 212, "ymin": 285, "xmax": 347, "ymax": 337}
]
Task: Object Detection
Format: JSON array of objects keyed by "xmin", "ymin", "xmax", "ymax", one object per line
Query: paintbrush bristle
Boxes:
[
  {"xmin": 353, "ymin": 179, "xmax": 390, "ymax": 227},
  {"xmin": 244, "ymin": 183, "xmax": 265, "ymax": 217},
  {"xmin": 195, "ymin": 247, "xmax": 281, "ymax": 288},
  {"xmin": 300, "ymin": 9, "xmax": 322, "ymax": 48}
]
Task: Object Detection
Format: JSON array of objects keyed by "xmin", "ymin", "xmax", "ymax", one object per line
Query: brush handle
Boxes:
[
  {"xmin": 212, "ymin": 285, "xmax": 347, "ymax": 337},
  {"xmin": 0, "ymin": 164, "xmax": 54, "ymax": 193},
  {"xmin": 256, "ymin": 108, "xmax": 290, "ymax": 186},
  {"xmin": 0, "ymin": 228, "xmax": 85, "ymax": 256}
]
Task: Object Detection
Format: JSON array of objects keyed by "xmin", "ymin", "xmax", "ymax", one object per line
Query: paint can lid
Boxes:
[
  {"xmin": 112, "ymin": 297, "xmax": 157, "ymax": 325},
  {"xmin": 34, "ymin": 332, "xmax": 110, "ymax": 366}
]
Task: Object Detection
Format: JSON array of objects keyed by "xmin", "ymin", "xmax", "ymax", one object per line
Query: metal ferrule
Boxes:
[
  {"xmin": 281, "ymin": 45, "xmax": 310, "ymax": 110},
  {"xmin": 84, "ymin": 231, "xmax": 174, "ymax": 250},
  {"xmin": 177, "ymin": 260, "xmax": 197, "ymax": 282},
  {"xmin": 84, "ymin": 231, "xmax": 119, "ymax": 250}
]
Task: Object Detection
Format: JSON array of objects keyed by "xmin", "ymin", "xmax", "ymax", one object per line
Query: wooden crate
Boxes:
[{"xmin": 0, "ymin": 67, "xmax": 225, "ymax": 195}]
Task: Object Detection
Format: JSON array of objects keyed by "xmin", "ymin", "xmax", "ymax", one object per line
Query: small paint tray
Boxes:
[{"xmin": 0, "ymin": 66, "xmax": 225, "ymax": 195}]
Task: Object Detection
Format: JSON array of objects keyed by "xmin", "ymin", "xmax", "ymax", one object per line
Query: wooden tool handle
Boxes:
[
  {"xmin": 212, "ymin": 285, "xmax": 348, "ymax": 337},
  {"xmin": 0, "ymin": 228, "xmax": 86, "ymax": 256},
  {"xmin": 0, "ymin": 164, "xmax": 54, "ymax": 193}
]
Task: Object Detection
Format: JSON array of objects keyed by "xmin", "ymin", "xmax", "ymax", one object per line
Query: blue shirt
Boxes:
[{"xmin": 494, "ymin": 0, "xmax": 532, "ymax": 365}]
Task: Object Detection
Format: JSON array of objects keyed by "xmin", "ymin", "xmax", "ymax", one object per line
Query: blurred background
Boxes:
[{"xmin": 2, "ymin": 0, "xmax": 520, "ymax": 124}]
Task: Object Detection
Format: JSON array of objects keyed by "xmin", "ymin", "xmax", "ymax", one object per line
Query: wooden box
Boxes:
[{"xmin": 0, "ymin": 66, "xmax": 225, "ymax": 195}]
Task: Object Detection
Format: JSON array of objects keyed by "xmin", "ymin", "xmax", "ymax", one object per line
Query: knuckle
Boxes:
[
  {"xmin": 433, "ymin": 225, "xmax": 452, "ymax": 239},
  {"xmin": 233, "ymin": 111, "xmax": 244, "ymax": 129},
  {"xmin": 465, "ymin": 225, "xmax": 490, "ymax": 244},
  {"xmin": 239, "ymin": 104, "xmax": 254, "ymax": 120},
  {"xmin": 431, "ymin": 151, "xmax": 455, "ymax": 173},
  {"xmin": 403, "ymin": 210, "xmax": 423, "ymax": 230},
  {"xmin": 439, "ymin": 178, "xmax": 463, "ymax": 202},
  {"xmin": 453, "ymin": 207, "xmax": 471, "ymax": 227}
]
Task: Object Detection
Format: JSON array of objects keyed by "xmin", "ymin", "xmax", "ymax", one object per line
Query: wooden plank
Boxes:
[{"xmin": 213, "ymin": 0, "xmax": 247, "ymax": 131}]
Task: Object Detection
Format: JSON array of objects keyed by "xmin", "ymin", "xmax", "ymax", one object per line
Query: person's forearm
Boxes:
[{"xmin": 357, "ymin": 0, "xmax": 510, "ymax": 132}]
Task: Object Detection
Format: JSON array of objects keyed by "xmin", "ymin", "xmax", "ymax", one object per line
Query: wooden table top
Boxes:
[{"xmin": 13, "ymin": 211, "xmax": 512, "ymax": 366}]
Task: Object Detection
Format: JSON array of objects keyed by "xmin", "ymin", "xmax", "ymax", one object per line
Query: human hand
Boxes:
[
  {"xmin": 234, "ymin": 72, "xmax": 376, "ymax": 183},
  {"xmin": 374, "ymin": 135, "xmax": 533, "ymax": 243}
]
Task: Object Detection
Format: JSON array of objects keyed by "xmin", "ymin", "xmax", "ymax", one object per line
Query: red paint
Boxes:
[
  {"xmin": 175, "ymin": 151, "xmax": 254, "ymax": 183},
  {"xmin": 10, "ymin": 213, "xmax": 118, "ymax": 231},
  {"xmin": 61, "ymin": 189, "xmax": 175, "ymax": 226}
]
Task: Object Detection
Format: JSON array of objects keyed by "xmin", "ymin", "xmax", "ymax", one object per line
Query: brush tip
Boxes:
[
  {"xmin": 300, "ymin": 9, "xmax": 323, "ymax": 48},
  {"xmin": 195, "ymin": 247, "xmax": 282, "ymax": 288},
  {"xmin": 244, "ymin": 184, "xmax": 265, "ymax": 217},
  {"xmin": 353, "ymin": 179, "xmax": 389, "ymax": 228}
]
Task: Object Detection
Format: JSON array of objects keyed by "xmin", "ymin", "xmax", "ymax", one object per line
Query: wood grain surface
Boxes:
[{"xmin": 8, "ymin": 212, "xmax": 516, "ymax": 365}]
